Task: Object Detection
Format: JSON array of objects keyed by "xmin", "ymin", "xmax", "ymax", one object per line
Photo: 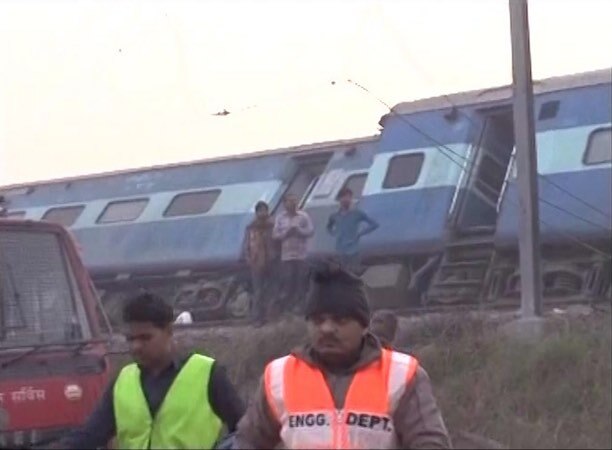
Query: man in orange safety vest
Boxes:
[{"xmin": 234, "ymin": 267, "xmax": 451, "ymax": 449}]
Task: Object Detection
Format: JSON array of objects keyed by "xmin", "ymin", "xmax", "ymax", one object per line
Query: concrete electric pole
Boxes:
[{"xmin": 507, "ymin": 0, "xmax": 544, "ymax": 334}]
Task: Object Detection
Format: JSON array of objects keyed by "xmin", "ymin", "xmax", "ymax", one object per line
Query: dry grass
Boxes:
[
  {"xmin": 109, "ymin": 311, "xmax": 611, "ymax": 449},
  {"xmin": 405, "ymin": 312, "xmax": 612, "ymax": 449}
]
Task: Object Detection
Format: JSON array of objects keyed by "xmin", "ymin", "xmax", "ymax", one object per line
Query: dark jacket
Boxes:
[
  {"xmin": 234, "ymin": 334, "xmax": 452, "ymax": 449},
  {"xmin": 242, "ymin": 218, "xmax": 277, "ymax": 273},
  {"xmin": 59, "ymin": 353, "xmax": 245, "ymax": 449}
]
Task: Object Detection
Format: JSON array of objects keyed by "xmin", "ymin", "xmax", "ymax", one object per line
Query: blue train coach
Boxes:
[{"xmin": 1, "ymin": 68, "xmax": 610, "ymax": 322}]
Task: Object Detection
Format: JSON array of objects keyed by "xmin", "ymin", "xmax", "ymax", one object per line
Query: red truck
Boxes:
[{"xmin": 0, "ymin": 219, "xmax": 112, "ymax": 448}]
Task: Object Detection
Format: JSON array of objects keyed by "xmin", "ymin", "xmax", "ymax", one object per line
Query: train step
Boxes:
[
  {"xmin": 432, "ymin": 279, "xmax": 484, "ymax": 288},
  {"xmin": 446, "ymin": 235, "xmax": 495, "ymax": 248},
  {"xmin": 438, "ymin": 260, "xmax": 490, "ymax": 268},
  {"xmin": 438, "ymin": 262, "xmax": 487, "ymax": 274},
  {"xmin": 437, "ymin": 270, "xmax": 488, "ymax": 283},
  {"xmin": 454, "ymin": 225, "xmax": 496, "ymax": 237},
  {"xmin": 445, "ymin": 249, "xmax": 495, "ymax": 263},
  {"xmin": 426, "ymin": 287, "xmax": 482, "ymax": 303}
]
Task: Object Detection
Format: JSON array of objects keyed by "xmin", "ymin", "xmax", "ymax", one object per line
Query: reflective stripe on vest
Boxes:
[
  {"xmin": 113, "ymin": 353, "xmax": 222, "ymax": 450},
  {"xmin": 264, "ymin": 349, "xmax": 418, "ymax": 449}
]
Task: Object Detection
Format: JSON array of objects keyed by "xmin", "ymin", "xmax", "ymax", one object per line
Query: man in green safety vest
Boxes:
[{"xmin": 58, "ymin": 292, "xmax": 245, "ymax": 449}]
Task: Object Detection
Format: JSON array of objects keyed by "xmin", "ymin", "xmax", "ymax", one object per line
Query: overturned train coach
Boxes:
[{"xmin": 2, "ymin": 69, "xmax": 611, "ymax": 324}]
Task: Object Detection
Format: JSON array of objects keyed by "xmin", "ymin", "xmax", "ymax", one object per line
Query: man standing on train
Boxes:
[
  {"xmin": 234, "ymin": 267, "xmax": 451, "ymax": 449},
  {"xmin": 327, "ymin": 187, "xmax": 379, "ymax": 275},
  {"xmin": 273, "ymin": 193, "xmax": 314, "ymax": 314},
  {"xmin": 58, "ymin": 292, "xmax": 245, "ymax": 449}
]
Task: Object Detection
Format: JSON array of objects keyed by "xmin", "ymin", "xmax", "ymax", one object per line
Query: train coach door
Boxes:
[
  {"xmin": 273, "ymin": 154, "xmax": 332, "ymax": 213},
  {"xmin": 454, "ymin": 108, "xmax": 515, "ymax": 234}
]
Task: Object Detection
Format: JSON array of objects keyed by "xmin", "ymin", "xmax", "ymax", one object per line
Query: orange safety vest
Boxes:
[{"xmin": 264, "ymin": 348, "xmax": 419, "ymax": 449}]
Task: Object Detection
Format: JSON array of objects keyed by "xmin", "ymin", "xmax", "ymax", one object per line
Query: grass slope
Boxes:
[{"xmin": 111, "ymin": 311, "xmax": 612, "ymax": 449}]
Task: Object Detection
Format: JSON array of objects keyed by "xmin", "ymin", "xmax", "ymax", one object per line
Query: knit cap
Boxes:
[{"xmin": 304, "ymin": 265, "xmax": 371, "ymax": 327}]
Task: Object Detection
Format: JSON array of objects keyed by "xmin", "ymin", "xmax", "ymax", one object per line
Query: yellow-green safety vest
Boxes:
[{"xmin": 113, "ymin": 353, "xmax": 222, "ymax": 449}]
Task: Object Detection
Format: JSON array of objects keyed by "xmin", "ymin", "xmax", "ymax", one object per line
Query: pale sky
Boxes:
[{"xmin": 1, "ymin": 0, "xmax": 610, "ymax": 186}]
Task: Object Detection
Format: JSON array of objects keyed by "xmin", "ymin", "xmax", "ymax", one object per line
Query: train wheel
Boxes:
[
  {"xmin": 102, "ymin": 291, "xmax": 128, "ymax": 326},
  {"xmin": 226, "ymin": 290, "xmax": 251, "ymax": 319},
  {"xmin": 174, "ymin": 289, "xmax": 197, "ymax": 310},
  {"xmin": 197, "ymin": 287, "xmax": 225, "ymax": 312}
]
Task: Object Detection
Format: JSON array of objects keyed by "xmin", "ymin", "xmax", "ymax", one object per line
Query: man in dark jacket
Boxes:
[
  {"xmin": 58, "ymin": 293, "xmax": 245, "ymax": 449},
  {"xmin": 234, "ymin": 268, "xmax": 451, "ymax": 449},
  {"xmin": 242, "ymin": 201, "xmax": 277, "ymax": 326}
]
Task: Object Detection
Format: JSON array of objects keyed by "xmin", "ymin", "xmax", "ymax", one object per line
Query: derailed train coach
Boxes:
[{"xmin": 1, "ymin": 68, "xmax": 610, "ymax": 324}]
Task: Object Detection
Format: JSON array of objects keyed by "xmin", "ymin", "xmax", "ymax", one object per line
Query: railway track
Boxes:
[
  {"xmin": 172, "ymin": 296, "xmax": 610, "ymax": 332},
  {"xmin": 104, "ymin": 297, "xmax": 609, "ymax": 354}
]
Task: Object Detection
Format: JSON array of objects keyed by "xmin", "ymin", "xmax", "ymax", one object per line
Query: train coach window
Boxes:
[
  {"xmin": 164, "ymin": 190, "xmax": 221, "ymax": 217},
  {"xmin": 383, "ymin": 153, "xmax": 425, "ymax": 189},
  {"xmin": 538, "ymin": 100, "xmax": 560, "ymax": 120},
  {"xmin": 337, "ymin": 173, "xmax": 368, "ymax": 200},
  {"xmin": 42, "ymin": 205, "xmax": 84, "ymax": 227},
  {"xmin": 584, "ymin": 128, "xmax": 612, "ymax": 165},
  {"xmin": 97, "ymin": 198, "xmax": 148, "ymax": 224}
]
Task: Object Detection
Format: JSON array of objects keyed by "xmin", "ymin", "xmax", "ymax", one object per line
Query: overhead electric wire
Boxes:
[
  {"xmin": 538, "ymin": 198, "xmax": 611, "ymax": 233},
  {"xmin": 203, "ymin": 4, "xmax": 610, "ymax": 256},
  {"xmin": 206, "ymin": 3, "xmax": 376, "ymax": 118},
  {"xmin": 374, "ymin": 1, "xmax": 612, "ymax": 221},
  {"xmin": 209, "ymin": 4, "xmax": 609, "ymax": 225},
  {"xmin": 346, "ymin": 79, "xmax": 612, "ymax": 260},
  {"xmin": 210, "ymin": 74, "xmax": 611, "ymax": 258},
  {"xmin": 207, "ymin": 79, "xmax": 347, "ymax": 116},
  {"xmin": 478, "ymin": 170, "xmax": 612, "ymax": 257}
]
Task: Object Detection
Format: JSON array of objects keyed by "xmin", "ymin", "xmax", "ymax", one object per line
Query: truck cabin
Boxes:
[
  {"xmin": 0, "ymin": 220, "xmax": 106, "ymax": 348},
  {"xmin": 0, "ymin": 219, "xmax": 111, "ymax": 448}
]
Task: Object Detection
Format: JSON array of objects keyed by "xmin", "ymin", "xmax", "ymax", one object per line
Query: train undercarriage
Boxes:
[{"xmin": 94, "ymin": 237, "xmax": 611, "ymax": 327}]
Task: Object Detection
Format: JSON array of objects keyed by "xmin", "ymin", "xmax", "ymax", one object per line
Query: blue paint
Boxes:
[
  {"xmin": 380, "ymin": 110, "xmax": 475, "ymax": 154},
  {"xmin": 533, "ymin": 124, "xmax": 611, "ymax": 175},
  {"xmin": 496, "ymin": 167, "xmax": 612, "ymax": 246},
  {"xmin": 7, "ymin": 153, "xmax": 291, "ymax": 207},
  {"xmin": 1, "ymin": 69, "xmax": 610, "ymax": 283},
  {"xmin": 358, "ymin": 187, "xmax": 452, "ymax": 255},
  {"xmin": 380, "ymin": 82, "xmax": 611, "ymax": 156},
  {"xmin": 305, "ymin": 187, "xmax": 453, "ymax": 260},
  {"xmin": 74, "ymin": 214, "xmax": 252, "ymax": 275},
  {"xmin": 72, "ymin": 185, "xmax": 453, "ymax": 277},
  {"xmin": 363, "ymin": 144, "xmax": 470, "ymax": 196},
  {"xmin": 534, "ymin": 84, "xmax": 611, "ymax": 133}
]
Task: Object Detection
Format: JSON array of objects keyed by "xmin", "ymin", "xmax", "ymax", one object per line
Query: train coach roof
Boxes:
[
  {"xmin": 382, "ymin": 67, "xmax": 612, "ymax": 125},
  {"xmin": 2, "ymin": 68, "xmax": 609, "ymax": 194},
  {"xmin": 0, "ymin": 135, "xmax": 379, "ymax": 193}
]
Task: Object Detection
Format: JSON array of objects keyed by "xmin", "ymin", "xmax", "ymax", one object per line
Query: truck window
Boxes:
[{"xmin": 0, "ymin": 229, "xmax": 91, "ymax": 347}]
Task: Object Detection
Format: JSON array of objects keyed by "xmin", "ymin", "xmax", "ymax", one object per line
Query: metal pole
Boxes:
[{"xmin": 509, "ymin": 0, "xmax": 543, "ymax": 318}]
